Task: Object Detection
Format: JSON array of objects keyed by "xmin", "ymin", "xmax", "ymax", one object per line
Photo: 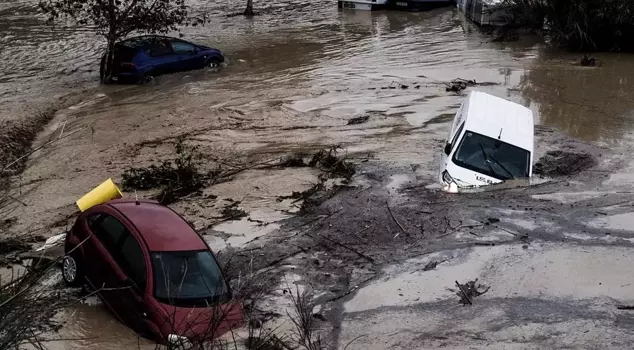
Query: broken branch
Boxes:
[
  {"xmin": 455, "ymin": 280, "xmax": 472, "ymax": 305},
  {"xmin": 321, "ymin": 236, "xmax": 375, "ymax": 264},
  {"xmin": 386, "ymin": 201, "xmax": 406, "ymax": 234}
]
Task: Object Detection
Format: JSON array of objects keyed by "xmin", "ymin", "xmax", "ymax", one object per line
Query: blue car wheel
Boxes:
[{"xmin": 206, "ymin": 57, "xmax": 223, "ymax": 68}]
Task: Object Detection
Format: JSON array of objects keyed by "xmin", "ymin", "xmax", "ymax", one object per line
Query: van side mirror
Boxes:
[{"xmin": 444, "ymin": 143, "xmax": 452, "ymax": 155}]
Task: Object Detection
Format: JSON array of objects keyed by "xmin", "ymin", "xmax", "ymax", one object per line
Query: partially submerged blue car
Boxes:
[{"xmin": 100, "ymin": 35, "xmax": 225, "ymax": 83}]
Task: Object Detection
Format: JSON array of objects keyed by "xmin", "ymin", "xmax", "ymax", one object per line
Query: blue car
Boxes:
[{"xmin": 100, "ymin": 35, "xmax": 225, "ymax": 83}]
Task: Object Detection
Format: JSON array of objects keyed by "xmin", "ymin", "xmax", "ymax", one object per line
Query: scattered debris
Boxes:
[
  {"xmin": 121, "ymin": 138, "xmax": 210, "ymax": 204},
  {"xmin": 0, "ymin": 235, "xmax": 45, "ymax": 267},
  {"xmin": 0, "ymin": 217, "xmax": 16, "ymax": 231},
  {"xmin": 445, "ymin": 78, "xmax": 499, "ymax": 94},
  {"xmin": 278, "ymin": 153, "xmax": 308, "ymax": 168},
  {"xmin": 422, "ymin": 260, "xmax": 440, "ymax": 271},
  {"xmin": 581, "ymin": 55, "xmax": 598, "ymax": 67},
  {"xmin": 221, "ymin": 201, "xmax": 248, "ymax": 221},
  {"xmin": 35, "ymin": 233, "xmax": 66, "ymax": 252},
  {"xmin": 245, "ymin": 334, "xmax": 290, "ymax": 350},
  {"xmin": 0, "ymin": 236, "xmax": 43, "ymax": 255},
  {"xmin": 277, "ymin": 147, "xmax": 356, "ymax": 181},
  {"xmin": 455, "ymin": 279, "xmax": 490, "ymax": 306},
  {"xmin": 321, "ymin": 235, "xmax": 375, "ymax": 264},
  {"xmin": 446, "ymin": 78, "xmax": 475, "ymax": 93},
  {"xmin": 122, "ymin": 143, "xmax": 355, "ymax": 208},
  {"xmin": 534, "ymin": 150, "xmax": 596, "ymax": 177},
  {"xmin": 347, "ymin": 116, "xmax": 370, "ymax": 125},
  {"xmin": 491, "ymin": 28, "xmax": 520, "ymax": 42},
  {"xmin": 277, "ymin": 183, "xmax": 324, "ymax": 203},
  {"xmin": 373, "ymin": 81, "xmax": 420, "ymax": 90},
  {"xmin": 486, "ymin": 217, "xmax": 500, "ymax": 224},
  {"xmin": 387, "ymin": 201, "xmax": 407, "ymax": 234},
  {"xmin": 308, "ymin": 146, "xmax": 356, "ymax": 180}
]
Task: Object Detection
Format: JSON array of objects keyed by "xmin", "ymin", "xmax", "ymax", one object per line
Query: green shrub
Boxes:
[{"xmin": 507, "ymin": 0, "xmax": 634, "ymax": 51}]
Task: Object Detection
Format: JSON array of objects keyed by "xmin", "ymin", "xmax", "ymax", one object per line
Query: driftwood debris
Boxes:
[{"xmin": 455, "ymin": 279, "xmax": 490, "ymax": 306}]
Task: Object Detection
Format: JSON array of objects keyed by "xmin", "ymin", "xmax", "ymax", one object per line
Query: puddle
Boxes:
[
  {"xmin": 340, "ymin": 243, "xmax": 634, "ymax": 348},
  {"xmin": 510, "ymin": 218, "xmax": 539, "ymax": 231},
  {"xmin": 344, "ymin": 247, "xmax": 506, "ymax": 312},
  {"xmin": 346, "ymin": 242, "xmax": 634, "ymax": 314},
  {"xmin": 0, "ymin": 264, "xmax": 27, "ymax": 284},
  {"xmin": 586, "ymin": 212, "xmax": 634, "ymax": 231},
  {"xmin": 209, "ymin": 218, "xmax": 282, "ymax": 251},
  {"xmin": 386, "ymin": 174, "xmax": 412, "ymax": 195},
  {"xmin": 533, "ymin": 191, "xmax": 614, "ymax": 204},
  {"xmin": 48, "ymin": 303, "xmax": 155, "ymax": 350}
]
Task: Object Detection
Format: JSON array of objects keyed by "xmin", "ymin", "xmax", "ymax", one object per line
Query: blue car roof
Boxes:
[{"xmin": 119, "ymin": 35, "xmax": 189, "ymax": 49}]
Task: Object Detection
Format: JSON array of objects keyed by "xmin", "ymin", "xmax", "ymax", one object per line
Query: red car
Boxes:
[{"xmin": 62, "ymin": 199, "xmax": 242, "ymax": 344}]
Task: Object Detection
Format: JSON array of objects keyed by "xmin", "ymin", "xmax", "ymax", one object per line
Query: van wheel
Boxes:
[{"xmin": 62, "ymin": 254, "xmax": 83, "ymax": 287}]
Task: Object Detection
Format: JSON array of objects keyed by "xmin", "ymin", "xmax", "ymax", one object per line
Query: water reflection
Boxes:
[
  {"xmin": 49, "ymin": 301, "xmax": 154, "ymax": 350},
  {"xmin": 520, "ymin": 50, "xmax": 634, "ymax": 142}
]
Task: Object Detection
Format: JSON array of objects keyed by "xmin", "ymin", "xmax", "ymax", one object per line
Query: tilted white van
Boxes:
[{"xmin": 439, "ymin": 91, "xmax": 534, "ymax": 192}]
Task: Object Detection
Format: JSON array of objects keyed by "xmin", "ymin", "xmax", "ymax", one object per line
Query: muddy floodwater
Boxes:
[{"xmin": 4, "ymin": 0, "xmax": 634, "ymax": 348}]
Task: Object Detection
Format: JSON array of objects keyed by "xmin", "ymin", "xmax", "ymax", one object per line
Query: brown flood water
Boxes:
[{"xmin": 4, "ymin": 0, "xmax": 634, "ymax": 348}]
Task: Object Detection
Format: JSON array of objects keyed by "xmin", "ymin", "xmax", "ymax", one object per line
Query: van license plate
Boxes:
[{"xmin": 396, "ymin": 2, "xmax": 407, "ymax": 6}]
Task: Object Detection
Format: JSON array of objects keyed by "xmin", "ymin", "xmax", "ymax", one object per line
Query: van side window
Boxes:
[
  {"xmin": 450, "ymin": 122, "xmax": 465, "ymax": 151},
  {"xmin": 118, "ymin": 235, "xmax": 147, "ymax": 291}
]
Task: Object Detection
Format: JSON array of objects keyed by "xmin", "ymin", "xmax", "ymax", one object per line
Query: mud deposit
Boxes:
[{"xmin": 4, "ymin": 0, "xmax": 634, "ymax": 348}]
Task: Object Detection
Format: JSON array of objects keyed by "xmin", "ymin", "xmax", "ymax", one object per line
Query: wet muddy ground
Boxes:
[{"xmin": 4, "ymin": 0, "xmax": 634, "ymax": 348}]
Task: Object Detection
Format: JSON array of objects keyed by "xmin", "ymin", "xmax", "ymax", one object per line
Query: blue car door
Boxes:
[
  {"xmin": 144, "ymin": 38, "xmax": 179, "ymax": 75},
  {"xmin": 170, "ymin": 39, "xmax": 206, "ymax": 71}
]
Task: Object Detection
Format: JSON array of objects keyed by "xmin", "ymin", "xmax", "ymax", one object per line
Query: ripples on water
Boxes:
[{"xmin": 3, "ymin": 0, "xmax": 634, "ymax": 143}]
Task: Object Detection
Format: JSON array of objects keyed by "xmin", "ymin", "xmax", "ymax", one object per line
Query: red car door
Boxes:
[
  {"xmin": 108, "ymin": 220, "xmax": 152, "ymax": 334},
  {"xmin": 80, "ymin": 212, "xmax": 131, "ymax": 324}
]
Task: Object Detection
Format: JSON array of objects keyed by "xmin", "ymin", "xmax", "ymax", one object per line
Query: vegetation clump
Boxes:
[
  {"xmin": 121, "ymin": 138, "xmax": 211, "ymax": 204},
  {"xmin": 308, "ymin": 146, "xmax": 356, "ymax": 181},
  {"xmin": 507, "ymin": 0, "xmax": 634, "ymax": 51}
]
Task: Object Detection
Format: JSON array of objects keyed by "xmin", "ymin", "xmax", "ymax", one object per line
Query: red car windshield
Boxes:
[{"xmin": 151, "ymin": 250, "xmax": 229, "ymax": 307}]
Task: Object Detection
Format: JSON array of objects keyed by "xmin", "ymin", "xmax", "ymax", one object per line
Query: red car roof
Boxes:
[{"xmin": 108, "ymin": 200, "xmax": 207, "ymax": 252}]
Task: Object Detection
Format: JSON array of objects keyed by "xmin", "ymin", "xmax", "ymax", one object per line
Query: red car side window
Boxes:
[
  {"xmin": 118, "ymin": 234, "xmax": 147, "ymax": 292},
  {"xmin": 88, "ymin": 213, "xmax": 127, "ymax": 257}
]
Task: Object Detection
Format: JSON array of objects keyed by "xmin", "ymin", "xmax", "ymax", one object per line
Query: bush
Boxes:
[
  {"xmin": 121, "ymin": 138, "xmax": 211, "ymax": 204},
  {"xmin": 507, "ymin": 0, "xmax": 634, "ymax": 51}
]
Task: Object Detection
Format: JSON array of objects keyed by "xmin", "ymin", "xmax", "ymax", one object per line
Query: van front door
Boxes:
[{"xmin": 441, "ymin": 121, "xmax": 465, "ymax": 174}]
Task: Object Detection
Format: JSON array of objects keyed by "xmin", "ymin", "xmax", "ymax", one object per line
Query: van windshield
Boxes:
[
  {"xmin": 452, "ymin": 131, "xmax": 530, "ymax": 180},
  {"xmin": 152, "ymin": 250, "xmax": 229, "ymax": 307}
]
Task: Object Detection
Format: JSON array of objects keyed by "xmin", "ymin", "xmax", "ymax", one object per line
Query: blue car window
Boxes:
[
  {"xmin": 146, "ymin": 39, "xmax": 173, "ymax": 57},
  {"xmin": 171, "ymin": 40, "xmax": 197, "ymax": 54}
]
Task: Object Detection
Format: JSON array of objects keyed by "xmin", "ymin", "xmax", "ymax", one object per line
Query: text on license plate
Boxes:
[{"xmin": 396, "ymin": 1, "xmax": 407, "ymax": 6}]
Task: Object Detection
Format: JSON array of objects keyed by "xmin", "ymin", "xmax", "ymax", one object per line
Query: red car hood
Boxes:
[{"xmin": 156, "ymin": 302, "xmax": 243, "ymax": 341}]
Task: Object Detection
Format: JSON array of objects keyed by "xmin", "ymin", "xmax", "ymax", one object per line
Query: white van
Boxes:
[
  {"xmin": 439, "ymin": 91, "xmax": 534, "ymax": 192},
  {"xmin": 338, "ymin": 0, "xmax": 389, "ymax": 10}
]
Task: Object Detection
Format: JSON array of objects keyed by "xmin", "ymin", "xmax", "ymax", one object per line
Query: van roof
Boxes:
[{"xmin": 463, "ymin": 91, "xmax": 534, "ymax": 152}]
